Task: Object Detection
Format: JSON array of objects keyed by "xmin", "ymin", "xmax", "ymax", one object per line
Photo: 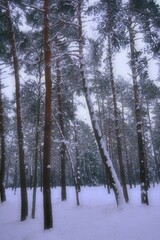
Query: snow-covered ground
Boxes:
[{"xmin": 0, "ymin": 185, "xmax": 160, "ymax": 240}]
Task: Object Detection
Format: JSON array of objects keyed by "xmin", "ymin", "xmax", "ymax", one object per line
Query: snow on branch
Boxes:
[
  {"xmin": 22, "ymin": 3, "xmax": 44, "ymax": 12},
  {"xmin": 57, "ymin": 18, "xmax": 80, "ymax": 28}
]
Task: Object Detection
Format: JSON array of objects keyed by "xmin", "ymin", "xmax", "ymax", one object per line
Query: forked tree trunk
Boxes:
[
  {"xmin": 43, "ymin": 0, "xmax": 53, "ymax": 229},
  {"xmin": 56, "ymin": 57, "xmax": 67, "ymax": 201},
  {"xmin": 0, "ymin": 80, "xmax": 6, "ymax": 203},
  {"xmin": 128, "ymin": 6, "xmax": 149, "ymax": 205},
  {"xmin": 4, "ymin": 0, "xmax": 28, "ymax": 220},
  {"xmin": 77, "ymin": 0, "xmax": 125, "ymax": 206}
]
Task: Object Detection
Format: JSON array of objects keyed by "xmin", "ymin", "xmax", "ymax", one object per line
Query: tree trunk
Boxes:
[
  {"xmin": 12, "ymin": 158, "xmax": 18, "ymax": 192},
  {"xmin": 121, "ymin": 93, "xmax": 132, "ymax": 189},
  {"xmin": 32, "ymin": 72, "xmax": 42, "ymax": 218},
  {"xmin": 40, "ymin": 146, "xmax": 43, "ymax": 192},
  {"xmin": 53, "ymin": 115, "xmax": 80, "ymax": 206},
  {"xmin": 77, "ymin": 0, "xmax": 125, "ymax": 206},
  {"xmin": 128, "ymin": 7, "xmax": 149, "ymax": 205},
  {"xmin": 108, "ymin": 36, "xmax": 129, "ymax": 202},
  {"xmin": 56, "ymin": 56, "xmax": 67, "ymax": 201},
  {"xmin": 73, "ymin": 118, "xmax": 81, "ymax": 192},
  {"xmin": 0, "ymin": 79, "xmax": 6, "ymax": 202},
  {"xmin": 4, "ymin": 0, "xmax": 28, "ymax": 220},
  {"xmin": 146, "ymin": 101, "xmax": 159, "ymax": 184},
  {"xmin": 43, "ymin": 0, "xmax": 53, "ymax": 229},
  {"xmin": 101, "ymin": 99, "xmax": 111, "ymax": 193}
]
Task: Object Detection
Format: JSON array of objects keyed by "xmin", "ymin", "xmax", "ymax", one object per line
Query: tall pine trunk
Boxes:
[
  {"xmin": 32, "ymin": 72, "xmax": 42, "ymax": 219},
  {"xmin": 128, "ymin": 8, "xmax": 149, "ymax": 205},
  {"xmin": 56, "ymin": 57, "xmax": 67, "ymax": 201},
  {"xmin": 4, "ymin": 0, "xmax": 28, "ymax": 220},
  {"xmin": 121, "ymin": 93, "xmax": 132, "ymax": 189},
  {"xmin": 0, "ymin": 79, "xmax": 6, "ymax": 202},
  {"xmin": 43, "ymin": 0, "xmax": 53, "ymax": 229},
  {"xmin": 77, "ymin": 0, "xmax": 125, "ymax": 206}
]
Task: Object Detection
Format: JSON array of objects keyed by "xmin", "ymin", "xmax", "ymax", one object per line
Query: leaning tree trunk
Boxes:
[
  {"xmin": 56, "ymin": 56, "xmax": 67, "ymax": 201},
  {"xmin": 43, "ymin": 0, "xmax": 53, "ymax": 229},
  {"xmin": 4, "ymin": 0, "xmax": 28, "ymax": 220},
  {"xmin": 0, "ymin": 79, "xmax": 6, "ymax": 203},
  {"xmin": 77, "ymin": 0, "xmax": 125, "ymax": 206},
  {"xmin": 107, "ymin": 35, "xmax": 129, "ymax": 202},
  {"xmin": 128, "ymin": 9, "xmax": 149, "ymax": 205}
]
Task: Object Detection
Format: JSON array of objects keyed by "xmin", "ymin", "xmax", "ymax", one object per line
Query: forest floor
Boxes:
[{"xmin": 0, "ymin": 185, "xmax": 160, "ymax": 240}]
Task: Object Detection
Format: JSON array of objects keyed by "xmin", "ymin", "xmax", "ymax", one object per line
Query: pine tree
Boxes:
[
  {"xmin": 0, "ymin": 78, "xmax": 6, "ymax": 202},
  {"xmin": 76, "ymin": 0, "xmax": 125, "ymax": 206},
  {"xmin": 87, "ymin": 0, "xmax": 129, "ymax": 202},
  {"xmin": 3, "ymin": 0, "xmax": 28, "ymax": 220},
  {"xmin": 42, "ymin": 0, "xmax": 53, "ymax": 230},
  {"xmin": 55, "ymin": 55, "xmax": 67, "ymax": 201},
  {"xmin": 127, "ymin": 0, "xmax": 149, "ymax": 204}
]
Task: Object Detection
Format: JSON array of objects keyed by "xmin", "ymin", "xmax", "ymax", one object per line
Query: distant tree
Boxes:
[
  {"xmin": 87, "ymin": 0, "xmax": 129, "ymax": 201},
  {"xmin": 153, "ymin": 99, "xmax": 160, "ymax": 179},
  {"xmin": 76, "ymin": 120, "xmax": 103, "ymax": 186},
  {"xmin": 103, "ymin": 0, "xmax": 128, "ymax": 202},
  {"xmin": 130, "ymin": 0, "xmax": 160, "ymax": 56},
  {"xmin": 55, "ymin": 56, "xmax": 67, "ymax": 201},
  {"xmin": 126, "ymin": 0, "xmax": 149, "ymax": 204},
  {"xmin": 0, "ymin": 79, "xmax": 6, "ymax": 202},
  {"xmin": 139, "ymin": 71, "xmax": 160, "ymax": 184}
]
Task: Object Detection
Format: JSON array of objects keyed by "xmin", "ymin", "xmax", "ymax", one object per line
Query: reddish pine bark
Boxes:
[{"xmin": 4, "ymin": 0, "xmax": 28, "ymax": 220}]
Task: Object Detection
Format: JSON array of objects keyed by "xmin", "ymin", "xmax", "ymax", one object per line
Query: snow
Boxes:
[{"xmin": 0, "ymin": 186, "xmax": 160, "ymax": 240}]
